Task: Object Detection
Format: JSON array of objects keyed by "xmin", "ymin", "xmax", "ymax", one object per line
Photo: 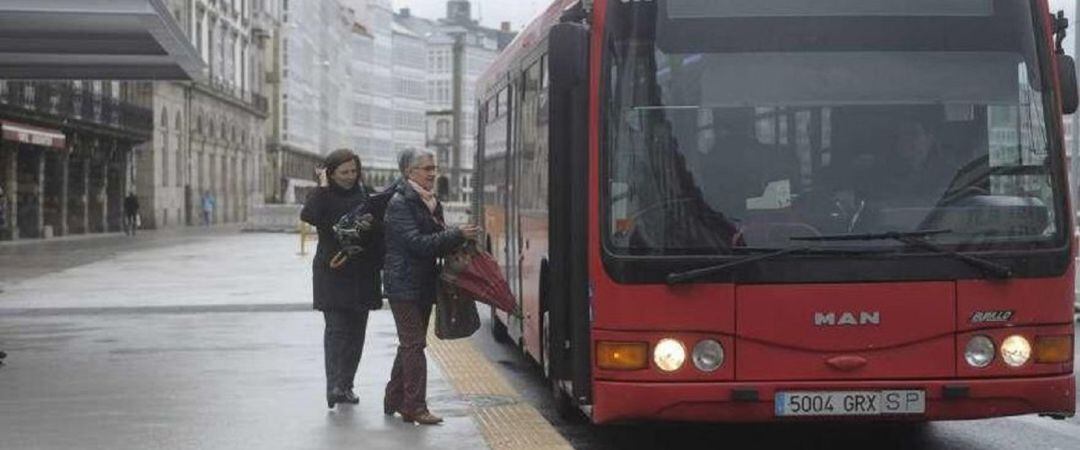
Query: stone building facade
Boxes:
[
  {"xmin": 0, "ymin": 81, "xmax": 154, "ymax": 240},
  {"xmin": 139, "ymin": 0, "xmax": 270, "ymax": 228}
]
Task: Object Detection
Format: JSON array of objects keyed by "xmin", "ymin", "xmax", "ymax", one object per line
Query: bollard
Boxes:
[
  {"xmin": 298, "ymin": 221, "xmax": 319, "ymax": 256},
  {"xmin": 299, "ymin": 220, "xmax": 311, "ymax": 255}
]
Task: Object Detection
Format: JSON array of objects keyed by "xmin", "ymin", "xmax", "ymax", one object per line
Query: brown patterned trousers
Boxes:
[{"xmin": 385, "ymin": 299, "xmax": 434, "ymax": 415}]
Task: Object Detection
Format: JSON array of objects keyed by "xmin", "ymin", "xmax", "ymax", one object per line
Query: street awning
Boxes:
[
  {"xmin": 0, "ymin": 0, "xmax": 204, "ymax": 80},
  {"xmin": 0, "ymin": 120, "xmax": 66, "ymax": 150}
]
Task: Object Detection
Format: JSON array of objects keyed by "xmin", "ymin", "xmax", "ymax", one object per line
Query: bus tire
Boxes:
[
  {"xmin": 552, "ymin": 381, "xmax": 588, "ymax": 424},
  {"xmin": 491, "ymin": 306, "xmax": 510, "ymax": 343}
]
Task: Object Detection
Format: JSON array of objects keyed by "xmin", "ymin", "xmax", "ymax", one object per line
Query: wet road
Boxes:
[
  {"xmin": 0, "ymin": 230, "xmax": 488, "ymax": 450},
  {"xmin": 472, "ymin": 311, "xmax": 1080, "ymax": 450}
]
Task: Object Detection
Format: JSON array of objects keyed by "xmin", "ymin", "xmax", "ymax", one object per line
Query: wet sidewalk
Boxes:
[{"xmin": 0, "ymin": 229, "xmax": 569, "ymax": 449}]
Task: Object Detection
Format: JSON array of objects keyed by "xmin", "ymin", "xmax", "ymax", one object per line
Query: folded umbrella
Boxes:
[
  {"xmin": 329, "ymin": 190, "xmax": 393, "ymax": 269},
  {"xmin": 440, "ymin": 241, "xmax": 516, "ymax": 314}
]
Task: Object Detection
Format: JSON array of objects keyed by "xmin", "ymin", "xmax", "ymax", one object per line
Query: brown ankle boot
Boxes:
[{"xmin": 401, "ymin": 410, "xmax": 443, "ymax": 425}]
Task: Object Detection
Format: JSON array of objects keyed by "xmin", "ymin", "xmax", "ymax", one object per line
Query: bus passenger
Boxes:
[{"xmin": 382, "ymin": 149, "xmax": 479, "ymax": 425}]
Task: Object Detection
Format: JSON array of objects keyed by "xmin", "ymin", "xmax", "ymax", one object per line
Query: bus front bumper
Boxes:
[{"xmin": 591, "ymin": 374, "xmax": 1075, "ymax": 424}]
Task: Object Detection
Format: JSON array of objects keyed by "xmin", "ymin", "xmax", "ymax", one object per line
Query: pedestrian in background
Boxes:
[
  {"xmin": 201, "ymin": 191, "xmax": 215, "ymax": 227},
  {"xmin": 382, "ymin": 149, "xmax": 479, "ymax": 425},
  {"xmin": 123, "ymin": 192, "xmax": 139, "ymax": 236},
  {"xmin": 300, "ymin": 149, "xmax": 384, "ymax": 409}
]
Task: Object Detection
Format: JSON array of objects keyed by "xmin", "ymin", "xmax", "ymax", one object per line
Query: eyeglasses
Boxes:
[{"xmin": 416, "ymin": 165, "xmax": 439, "ymax": 173}]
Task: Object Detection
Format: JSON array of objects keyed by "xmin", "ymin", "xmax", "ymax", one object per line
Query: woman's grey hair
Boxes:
[{"xmin": 397, "ymin": 149, "xmax": 436, "ymax": 175}]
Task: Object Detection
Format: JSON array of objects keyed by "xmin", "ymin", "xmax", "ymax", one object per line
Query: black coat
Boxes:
[
  {"xmin": 383, "ymin": 181, "xmax": 464, "ymax": 303},
  {"xmin": 300, "ymin": 184, "xmax": 384, "ymax": 311},
  {"xmin": 123, "ymin": 195, "xmax": 139, "ymax": 215}
]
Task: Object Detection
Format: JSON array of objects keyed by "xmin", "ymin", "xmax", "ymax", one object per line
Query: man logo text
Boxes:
[{"xmin": 815, "ymin": 312, "xmax": 881, "ymax": 326}]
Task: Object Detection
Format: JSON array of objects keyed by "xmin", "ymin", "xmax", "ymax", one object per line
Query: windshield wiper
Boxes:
[
  {"xmin": 666, "ymin": 247, "xmax": 843, "ymax": 285},
  {"xmin": 790, "ymin": 229, "xmax": 1013, "ymax": 279}
]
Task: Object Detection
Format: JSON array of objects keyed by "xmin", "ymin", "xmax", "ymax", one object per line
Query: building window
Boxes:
[
  {"xmin": 196, "ymin": 13, "xmax": 204, "ymax": 58},
  {"xmin": 161, "ymin": 132, "xmax": 170, "ymax": 187},
  {"xmin": 436, "ymin": 119, "xmax": 450, "ymax": 140}
]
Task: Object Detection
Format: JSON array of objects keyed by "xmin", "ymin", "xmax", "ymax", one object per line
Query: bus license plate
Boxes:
[{"xmin": 775, "ymin": 390, "xmax": 925, "ymax": 417}]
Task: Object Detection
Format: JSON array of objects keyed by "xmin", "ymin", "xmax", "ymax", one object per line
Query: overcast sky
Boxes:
[{"xmin": 392, "ymin": 0, "xmax": 548, "ymax": 31}]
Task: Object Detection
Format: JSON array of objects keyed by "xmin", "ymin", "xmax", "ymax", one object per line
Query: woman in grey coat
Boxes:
[{"xmin": 382, "ymin": 149, "xmax": 478, "ymax": 425}]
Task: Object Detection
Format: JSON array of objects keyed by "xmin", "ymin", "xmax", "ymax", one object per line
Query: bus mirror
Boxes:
[
  {"xmin": 1058, "ymin": 54, "xmax": 1079, "ymax": 114},
  {"xmin": 550, "ymin": 23, "xmax": 589, "ymax": 90}
]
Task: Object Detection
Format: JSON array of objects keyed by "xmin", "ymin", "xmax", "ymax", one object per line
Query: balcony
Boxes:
[
  {"xmin": 204, "ymin": 76, "xmax": 270, "ymax": 116},
  {"xmin": 0, "ymin": 81, "xmax": 153, "ymax": 140},
  {"xmin": 251, "ymin": 17, "xmax": 273, "ymax": 41}
]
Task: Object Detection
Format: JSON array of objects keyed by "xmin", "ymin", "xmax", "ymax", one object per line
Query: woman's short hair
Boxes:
[
  {"xmin": 397, "ymin": 149, "xmax": 435, "ymax": 175},
  {"xmin": 324, "ymin": 148, "xmax": 361, "ymax": 178}
]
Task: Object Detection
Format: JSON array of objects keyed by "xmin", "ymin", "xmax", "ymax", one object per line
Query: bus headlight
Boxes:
[
  {"xmin": 653, "ymin": 338, "xmax": 686, "ymax": 372},
  {"xmin": 1000, "ymin": 335, "xmax": 1032, "ymax": 367},
  {"xmin": 964, "ymin": 335, "xmax": 995, "ymax": 368},
  {"xmin": 692, "ymin": 339, "xmax": 725, "ymax": 372}
]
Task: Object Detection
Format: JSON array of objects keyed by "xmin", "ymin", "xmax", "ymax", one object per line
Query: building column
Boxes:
[
  {"xmin": 240, "ymin": 155, "xmax": 248, "ymax": 222},
  {"xmin": 35, "ymin": 148, "xmax": 45, "ymax": 236},
  {"xmin": 87, "ymin": 154, "xmax": 105, "ymax": 233},
  {"xmin": 121, "ymin": 147, "xmax": 131, "ymax": 198},
  {"xmin": 80, "ymin": 157, "xmax": 90, "ymax": 233},
  {"xmin": 13, "ymin": 146, "xmax": 45, "ymax": 239},
  {"xmin": 41, "ymin": 151, "xmax": 64, "ymax": 238},
  {"xmin": 220, "ymin": 152, "xmax": 229, "ymax": 224},
  {"xmin": 229, "ymin": 155, "xmax": 237, "ymax": 223},
  {"xmin": 65, "ymin": 155, "xmax": 84, "ymax": 235},
  {"xmin": 98, "ymin": 159, "xmax": 109, "ymax": 233},
  {"xmin": 233, "ymin": 154, "xmax": 239, "ymax": 222},
  {"xmin": 1, "ymin": 141, "xmax": 16, "ymax": 240},
  {"xmin": 58, "ymin": 149, "xmax": 69, "ymax": 236},
  {"xmin": 30, "ymin": 148, "xmax": 45, "ymax": 238}
]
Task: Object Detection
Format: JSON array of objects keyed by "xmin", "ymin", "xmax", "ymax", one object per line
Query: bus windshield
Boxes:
[{"xmin": 603, "ymin": 0, "xmax": 1065, "ymax": 256}]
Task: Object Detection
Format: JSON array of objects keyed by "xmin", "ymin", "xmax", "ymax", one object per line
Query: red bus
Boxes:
[{"xmin": 476, "ymin": 0, "xmax": 1079, "ymax": 424}]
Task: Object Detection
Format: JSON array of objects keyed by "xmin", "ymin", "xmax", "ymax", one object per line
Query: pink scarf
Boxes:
[{"xmin": 408, "ymin": 180, "xmax": 438, "ymax": 214}]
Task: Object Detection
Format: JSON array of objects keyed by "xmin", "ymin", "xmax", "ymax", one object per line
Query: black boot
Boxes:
[
  {"xmin": 327, "ymin": 388, "xmax": 348, "ymax": 409},
  {"xmin": 341, "ymin": 389, "xmax": 359, "ymax": 404}
]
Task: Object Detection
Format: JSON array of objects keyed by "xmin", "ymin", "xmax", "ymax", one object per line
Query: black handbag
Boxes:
[{"xmin": 435, "ymin": 282, "xmax": 480, "ymax": 340}]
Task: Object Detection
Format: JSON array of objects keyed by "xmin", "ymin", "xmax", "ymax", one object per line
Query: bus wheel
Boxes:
[
  {"xmin": 552, "ymin": 381, "xmax": 588, "ymax": 424},
  {"xmin": 490, "ymin": 306, "xmax": 510, "ymax": 343}
]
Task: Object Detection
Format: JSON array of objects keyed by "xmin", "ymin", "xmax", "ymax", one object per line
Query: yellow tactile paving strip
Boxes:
[{"xmin": 428, "ymin": 327, "xmax": 573, "ymax": 450}]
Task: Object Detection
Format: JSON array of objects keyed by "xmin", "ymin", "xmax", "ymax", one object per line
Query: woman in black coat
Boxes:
[
  {"xmin": 300, "ymin": 149, "xmax": 384, "ymax": 409},
  {"xmin": 382, "ymin": 149, "xmax": 478, "ymax": 425}
]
